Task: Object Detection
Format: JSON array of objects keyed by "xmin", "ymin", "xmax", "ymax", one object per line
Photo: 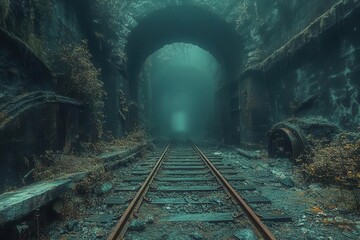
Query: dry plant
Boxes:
[
  {"xmin": 298, "ymin": 132, "xmax": 360, "ymax": 188},
  {"xmin": 33, "ymin": 151, "xmax": 102, "ymax": 181},
  {"xmin": 82, "ymin": 127, "xmax": 149, "ymax": 154},
  {"xmin": 55, "ymin": 40, "xmax": 106, "ymax": 138}
]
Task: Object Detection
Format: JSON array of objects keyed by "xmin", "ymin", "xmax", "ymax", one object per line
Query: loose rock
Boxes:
[
  {"xmin": 65, "ymin": 220, "xmax": 79, "ymax": 232},
  {"xmin": 280, "ymin": 177, "xmax": 295, "ymax": 187},
  {"xmin": 191, "ymin": 231, "xmax": 206, "ymax": 240},
  {"xmin": 234, "ymin": 229, "xmax": 257, "ymax": 240},
  {"xmin": 145, "ymin": 214, "xmax": 154, "ymax": 224},
  {"xmin": 99, "ymin": 182, "xmax": 113, "ymax": 194},
  {"xmin": 129, "ymin": 220, "xmax": 146, "ymax": 231}
]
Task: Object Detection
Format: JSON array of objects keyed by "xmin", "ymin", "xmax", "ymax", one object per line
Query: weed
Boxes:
[{"xmin": 54, "ymin": 40, "xmax": 106, "ymax": 138}]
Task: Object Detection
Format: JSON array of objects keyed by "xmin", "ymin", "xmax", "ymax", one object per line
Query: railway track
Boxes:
[{"xmin": 107, "ymin": 141, "xmax": 291, "ymax": 240}]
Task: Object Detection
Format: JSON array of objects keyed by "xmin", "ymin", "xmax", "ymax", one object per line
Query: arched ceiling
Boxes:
[{"xmin": 124, "ymin": 5, "xmax": 243, "ymax": 96}]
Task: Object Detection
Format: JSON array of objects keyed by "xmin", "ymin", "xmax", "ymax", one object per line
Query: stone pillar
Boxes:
[{"xmin": 239, "ymin": 70, "xmax": 270, "ymax": 146}]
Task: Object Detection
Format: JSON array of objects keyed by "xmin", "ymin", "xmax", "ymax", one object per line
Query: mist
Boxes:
[{"xmin": 139, "ymin": 43, "xmax": 221, "ymax": 140}]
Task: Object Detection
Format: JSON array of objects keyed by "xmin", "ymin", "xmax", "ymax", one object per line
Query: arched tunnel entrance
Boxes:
[
  {"xmin": 138, "ymin": 43, "xmax": 221, "ymax": 140},
  {"xmin": 123, "ymin": 5, "xmax": 243, "ymax": 140},
  {"xmin": 2, "ymin": 1, "xmax": 360, "ymax": 239}
]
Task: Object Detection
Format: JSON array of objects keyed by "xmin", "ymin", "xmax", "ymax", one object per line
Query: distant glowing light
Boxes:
[{"xmin": 171, "ymin": 111, "xmax": 187, "ymax": 132}]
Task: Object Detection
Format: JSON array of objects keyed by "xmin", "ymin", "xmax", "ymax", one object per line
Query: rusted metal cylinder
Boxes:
[{"xmin": 268, "ymin": 122, "xmax": 308, "ymax": 161}]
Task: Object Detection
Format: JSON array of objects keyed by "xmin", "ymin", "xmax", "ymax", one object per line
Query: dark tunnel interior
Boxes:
[
  {"xmin": 0, "ymin": 1, "xmax": 360, "ymax": 239},
  {"xmin": 125, "ymin": 5, "xmax": 243, "ymax": 99}
]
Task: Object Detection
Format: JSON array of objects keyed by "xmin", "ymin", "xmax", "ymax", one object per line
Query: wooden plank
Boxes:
[
  {"xmin": 87, "ymin": 214, "xmax": 113, "ymax": 223},
  {"xmin": 151, "ymin": 198, "xmax": 213, "ymax": 205},
  {"xmin": 156, "ymin": 177, "xmax": 213, "ymax": 182},
  {"xmin": 161, "ymin": 212, "xmax": 234, "ymax": 222},
  {"xmin": 234, "ymin": 185, "xmax": 257, "ymax": 191},
  {"xmin": 260, "ymin": 214, "xmax": 292, "ymax": 222},
  {"xmin": 162, "ymin": 166, "xmax": 206, "ymax": 170},
  {"xmin": 161, "ymin": 170, "xmax": 210, "ymax": 175},
  {"xmin": 155, "ymin": 185, "xmax": 220, "ymax": 192},
  {"xmin": 123, "ymin": 177, "xmax": 146, "ymax": 182},
  {"xmin": 115, "ymin": 185, "xmax": 140, "ymax": 191},
  {"xmin": 246, "ymin": 196, "xmax": 271, "ymax": 204},
  {"xmin": 104, "ymin": 196, "xmax": 130, "ymax": 205}
]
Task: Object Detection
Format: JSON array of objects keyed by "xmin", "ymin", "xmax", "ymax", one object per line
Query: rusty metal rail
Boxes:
[
  {"xmin": 108, "ymin": 143, "xmax": 172, "ymax": 240},
  {"xmin": 108, "ymin": 141, "xmax": 277, "ymax": 240},
  {"xmin": 192, "ymin": 143, "xmax": 277, "ymax": 240}
]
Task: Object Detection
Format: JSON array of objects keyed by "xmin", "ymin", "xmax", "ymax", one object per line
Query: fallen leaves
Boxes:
[
  {"xmin": 311, "ymin": 206, "xmax": 324, "ymax": 214},
  {"xmin": 298, "ymin": 131, "xmax": 360, "ymax": 188}
]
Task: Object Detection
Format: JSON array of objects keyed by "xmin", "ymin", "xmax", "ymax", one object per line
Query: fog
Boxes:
[{"xmin": 139, "ymin": 43, "xmax": 222, "ymax": 140}]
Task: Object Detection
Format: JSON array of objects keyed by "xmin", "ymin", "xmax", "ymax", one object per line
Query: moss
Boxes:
[
  {"xmin": 26, "ymin": 33, "xmax": 47, "ymax": 62},
  {"xmin": 54, "ymin": 40, "xmax": 106, "ymax": 138},
  {"xmin": 0, "ymin": 0, "xmax": 10, "ymax": 26},
  {"xmin": 32, "ymin": 0, "xmax": 53, "ymax": 20}
]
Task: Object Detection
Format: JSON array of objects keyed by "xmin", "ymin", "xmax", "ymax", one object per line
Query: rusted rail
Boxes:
[
  {"xmin": 192, "ymin": 143, "xmax": 277, "ymax": 240},
  {"xmin": 108, "ymin": 143, "xmax": 172, "ymax": 240}
]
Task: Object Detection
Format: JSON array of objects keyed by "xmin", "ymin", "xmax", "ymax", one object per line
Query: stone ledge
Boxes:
[
  {"xmin": 0, "ymin": 179, "xmax": 71, "ymax": 223},
  {"xmin": 0, "ymin": 141, "xmax": 152, "ymax": 225},
  {"xmin": 246, "ymin": 0, "xmax": 360, "ymax": 73}
]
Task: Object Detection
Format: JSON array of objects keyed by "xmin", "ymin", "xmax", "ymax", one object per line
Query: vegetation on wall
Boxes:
[
  {"xmin": 1, "ymin": 0, "xmax": 54, "ymax": 64},
  {"xmin": 82, "ymin": 126, "xmax": 148, "ymax": 155},
  {"xmin": 54, "ymin": 40, "xmax": 106, "ymax": 138},
  {"xmin": 92, "ymin": 0, "xmax": 131, "ymax": 65},
  {"xmin": 299, "ymin": 132, "xmax": 360, "ymax": 188},
  {"xmin": 0, "ymin": 0, "xmax": 10, "ymax": 26}
]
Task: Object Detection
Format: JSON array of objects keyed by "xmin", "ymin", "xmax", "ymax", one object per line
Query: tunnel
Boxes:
[
  {"xmin": 1, "ymin": 1, "xmax": 360, "ymax": 239},
  {"xmin": 125, "ymin": 5, "xmax": 243, "ymax": 100}
]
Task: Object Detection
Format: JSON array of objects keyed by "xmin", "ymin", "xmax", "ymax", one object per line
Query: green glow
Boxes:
[{"xmin": 171, "ymin": 111, "xmax": 187, "ymax": 132}]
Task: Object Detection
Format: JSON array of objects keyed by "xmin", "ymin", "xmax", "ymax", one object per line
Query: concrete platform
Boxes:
[
  {"xmin": 0, "ymin": 141, "xmax": 152, "ymax": 225},
  {"xmin": 0, "ymin": 179, "xmax": 71, "ymax": 223}
]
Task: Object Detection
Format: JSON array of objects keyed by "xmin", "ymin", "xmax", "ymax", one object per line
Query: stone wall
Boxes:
[
  {"xmin": 239, "ymin": 0, "xmax": 360, "ymax": 146},
  {"xmin": 0, "ymin": 0, "xmax": 106, "ymax": 191}
]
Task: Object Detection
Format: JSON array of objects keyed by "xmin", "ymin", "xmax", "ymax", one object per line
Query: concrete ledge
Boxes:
[
  {"xmin": 247, "ymin": 0, "xmax": 360, "ymax": 73},
  {"xmin": 99, "ymin": 143, "xmax": 146, "ymax": 162},
  {"xmin": 0, "ymin": 179, "xmax": 71, "ymax": 223},
  {"xmin": 0, "ymin": 141, "xmax": 152, "ymax": 224}
]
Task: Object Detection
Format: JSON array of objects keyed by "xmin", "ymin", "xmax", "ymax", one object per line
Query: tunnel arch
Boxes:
[{"xmin": 125, "ymin": 5, "xmax": 243, "ymax": 99}]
